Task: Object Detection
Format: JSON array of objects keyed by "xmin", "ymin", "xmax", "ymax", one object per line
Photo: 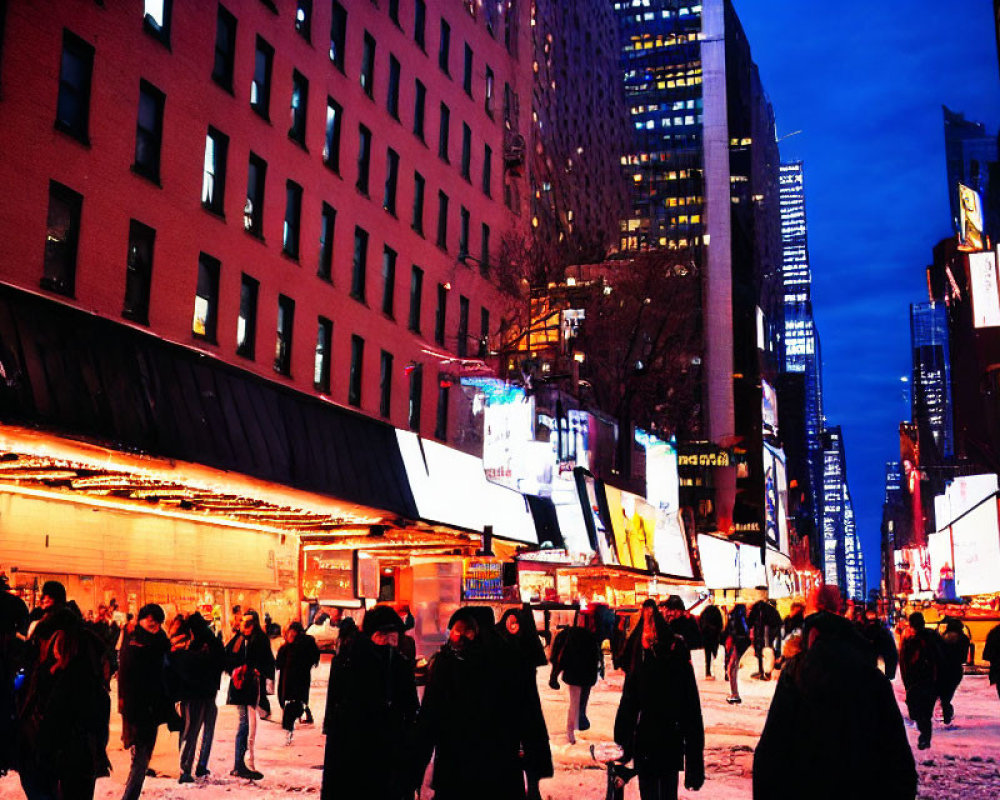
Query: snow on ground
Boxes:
[{"xmin": 2, "ymin": 653, "xmax": 999, "ymax": 799}]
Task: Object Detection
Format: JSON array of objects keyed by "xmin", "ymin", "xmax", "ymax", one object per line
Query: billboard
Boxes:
[
  {"xmin": 762, "ymin": 443, "xmax": 790, "ymax": 554},
  {"xmin": 696, "ymin": 534, "xmax": 762, "ymax": 589},
  {"xmin": 969, "ymin": 251, "xmax": 1000, "ymax": 329},
  {"xmin": 765, "ymin": 548, "xmax": 795, "ymax": 599},
  {"xmin": 958, "ymin": 183, "xmax": 985, "ymax": 251},
  {"xmin": 939, "ymin": 474, "xmax": 1000, "ymax": 597},
  {"xmin": 762, "ymin": 379, "xmax": 779, "ymax": 437}
]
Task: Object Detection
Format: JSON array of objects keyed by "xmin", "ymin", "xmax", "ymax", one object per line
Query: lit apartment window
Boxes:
[
  {"xmin": 482, "ymin": 144, "xmax": 492, "ymax": 196},
  {"xmin": 436, "ymin": 190, "xmax": 449, "ymax": 250},
  {"xmin": 324, "ymin": 97, "xmax": 343, "ymax": 171},
  {"xmin": 295, "ymin": 0, "xmax": 312, "ymax": 41},
  {"xmin": 244, "ymin": 153, "xmax": 266, "ymax": 236},
  {"xmin": 414, "ymin": 0, "xmax": 426, "ymax": 49},
  {"xmin": 412, "ymin": 172, "xmax": 425, "ymax": 235},
  {"xmin": 408, "ymin": 266, "xmax": 423, "ymax": 333},
  {"xmin": 123, "ymin": 220, "xmax": 155, "ymax": 324},
  {"xmin": 438, "ymin": 19, "xmax": 450, "ymax": 73},
  {"xmin": 133, "ymin": 80, "xmax": 165, "ymax": 183},
  {"xmin": 381, "ymin": 245, "xmax": 396, "ymax": 317},
  {"xmin": 212, "ymin": 6, "xmax": 237, "ymax": 92},
  {"xmin": 484, "ymin": 66, "xmax": 495, "ymax": 116},
  {"xmin": 360, "ymin": 32, "xmax": 375, "ymax": 97},
  {"xmin": 434, "ymin": 282, "xmax": 447, "ymax": 345},
  {"xmin": 457, "ymin": 295, "xmax": 469, "ymax": 357},
  {"xmin": 435, "ymin": 384, "xmax": 449, "ymax": 440},
  {"xmin": 41, "ymin": 181, "xmax": 82, "ymax": 297},
  {"xmin": 330, "ymin": 1, "xmax": 347, "ymax": 70},
  {"xmin": 348, "ymin": 334, "xmax": 364, "ymax": 407},
  {"xmin": 283, "ymin": 180, "xmax": 302, "ymax": 259},
  {"xmin": 289, "ymin": 70, "xmax": 309, "ymax": 145},
  {"xmin": 438, "ymin": 102, "xmax": 450, "ymax": 162},
  {"xmin": 379, "ymin": 350, "xmax": 393, "ymax": 418},
  {"xmin": 384, "ymin": 148, "xmax": 399, "ymax": 215},
  {"xmin": 357, "ymin": 124, "xmax": 372, "ymax": 194},
  {"xmin": 351, "ymin": 226, "xmax": 368, "ymax": 302},
  {"xmin": 314, "ymin": 316, "xmax": 332, "ymax": 392},
  {"xmin": 460, "ymin": 123, "xmax": 471, "ymax": 179},
  {"xmin": 55, "ymin": 30, "xmax": 94, "ymax": 143},
  {"xmin": 408, "ymin": 363, "xmax": 423, "ymax": 431},
  {"xmin": 274, "ymin": 294, "xmax": 295, "ymax": 375},
  {"xmin": 387, "ymin": 55, "xmax": 400, "ymax": 120},
  {"xmin": 143, "ymin": 0, "xmax": 172, "ymax": 44},
  {"xmin": 459, "ymin": 207, "xmax": 470, "ymax": 257},
  {"xmin": 250, "ymin": 36, "xmax": 273, "ymax": 119},
  {"xmin": 192, "ymin": 253, "xmax": 220, "ymax": 341},
  {"xmin": 463, "ymin": 44, "xmax": 473, "ymax": 95},
  {"xmin": 318, "ymin": 202, "xmax": 335, "ymax": 281},
  {"xmin": 202, "ymin": 127, "xmax": 229, "ymax": 215},
  {"xmin": 237, "ymin": 273, "xmax": 258, "ymax": 359},
  {"xmin": 413, "ymin": 80, "xmax": 426, "ymax": 141}
]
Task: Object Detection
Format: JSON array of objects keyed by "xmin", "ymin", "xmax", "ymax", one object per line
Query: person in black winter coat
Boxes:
[
  {"xmin": 984, "ymin": 622, "xmax": 1000, "ymax": 702},
  {"xmin": 753, "ymin": 606, "xmax": 917, "ymax": 800},
  {"xmin": 118, "ymin": 603, "xmax": 176, "ymax": 800},
  {"xmin": 899, "ymin": 612, "xmax": 944, "ymax": 750},
  {"xmin": 661, "ymin": 595, "xmax": 703, "ymax": 652},
  {"xmin": 415, "ymin": 607, "xmax": 552, "ymax": 800},
  {"xmin": 698, "ymin": 603, "xmax": 724, "ymax": 680},
  {"xmin": 747, "ymin": 600, "xmax": 781, "ymax": 680},
  {"xmin": 856, "ymin": 605, "xmax": 899, "ymax": 680},
  {"xmin": 169, "ymin": 612, "xmax": 225, "ymax": 783},
  {"xmin": 938, "ymin": 618, "xmax": 971, "ymax": 725},
  {"xmin": 549, "ymin": 614, "xmax": 602, "ymax": 744},
  {"xmin": 723, "ymin": 604, "xmax": 751, "ymax": 703},
  {"xmin": 614, "ymin": 605, "xmax": 705, "ymax": 799},
  {"xmin": 224, "ymin": 609, "xmax": 275, "ymax": 779},
  {"xmin": 321, "ymin": 605, "xmax": 419, "ymax": 800},
  {"xmin": 0, "ymin": 575, "xmax": 28, "ymax": 775},
  {"xmin": 275, "ymin": 621, "xmax": 321, "ymax": 743},
  {"xmin": 16, "ymin": 582, "xmax": 111, "ymax": 800}
]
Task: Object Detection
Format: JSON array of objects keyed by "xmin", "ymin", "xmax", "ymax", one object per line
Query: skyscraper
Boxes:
[
  {"xmin": 820, "ymin": 426, "xmax": 857, "ymax": 592},
  {"xmin": 910, "ymin": 302, "xmax": 954, "ymax": 463},
  {"xmin": 943, "ymin": 106, "xmax": 998, "ymax": 241}
]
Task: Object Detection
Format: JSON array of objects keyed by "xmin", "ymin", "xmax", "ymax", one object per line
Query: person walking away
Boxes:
[
  {"xmin": 855, "ymin": 603, "xmax": 898, "ymax": 680},
  {"xmin": 321, "ymin": 605, "xmax": 418, "ymax": 800},
  {"xmin": 169, "ymin": 612, "xmax": 224, "ymax": 783},
  {"xmin": 275, "ymin": 621, "xmax": 320, "ymax": 745},
  {"xmin": 983, "ymin": 622, "xmax": 1000, "ymax": 704},
  {"xmin": 722, "ymin": 604, "xmax": 751, "ymax": 704},
  {"xmin": 747, "ymin": 600, "xmax": 776, "ymax": 680},
  {"xmin": 753, "ymin": 605, "xmax": 917, "ymax": 800},
  {"xmin": 549, "ymin": 612, "xmax": 602, "ymax": 744},
  {"xmin": 899, "ymin": 612, "xmax": 944, "ymax": 750},
  {"xmin": 16, "ymin": 581, "xmax": 111, "ymax": 800},
  {"xmin": 224, "ymin": 609, "xmax": 274, "ymax": 779},
  {"xmin": 0, "ymin": 572, "xmax": 28, "ymax": 775},
  {"xmin": 118, "ymin": 603, "xmax": 178, "ymax": 800},
  {"xmin": 614, "ymin": 604, "xmax": 704, "ymax": 799},
  {"xmin": 938, "ymin": 618, "xmax": 970, "ymax": 725},
  {"xmin": 698, "ymin": 602, "xmax": 724, "ymax": 680},
  {"xmin": 415, "ymin": 607, "xmax": 552, "ymax": 800}
]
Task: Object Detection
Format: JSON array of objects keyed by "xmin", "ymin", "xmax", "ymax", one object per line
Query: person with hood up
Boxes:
[
  {"xmin": 415, "ymin": 607, "xmax": 552, "ymax": 800},
  {"xmin": 856, "ymin": 603, "xmax": 898, "ymax": 680},
  {"xmin": 118, "ymin": 603, "xmax": 178, "ymax": 800},
  {"xmin": 321, "ymin": 604, "xmax": 418, "ymax": 800},
  {"xmin": 722, "ymin": 604, "xmax": 751, "ymax": 704},
  {"xmin": 275, "ymin": 621, "xmax": 321, "ymax": 745},
  {"xmin": 698, "ymin": 601, "xmax": 724, "ymax": 680},
  {"xmin": 549, "ymin": 611, "xmax": 602, "ymax": 744},
  {"xmin": 937, "ymin": 617, "xmax": 970, "ymax": 726},
  {"xmin": 614, "ymin": 602, "xmax": 705, "ymax": 799},
  {"xmin": 753, "ymin": 604, "xmax": 917, "ymax": 800},
  {"xmin": 224, "ymin": 609, "xmax": 275, "ymax": 780},
  {"xmin": 899, "ymin": 612, "xmax": 944, "ymax": 750}
]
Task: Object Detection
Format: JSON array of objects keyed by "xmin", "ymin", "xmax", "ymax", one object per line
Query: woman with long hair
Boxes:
[{"xmin": 723, "ymin": 604, "xmax": 751, "ymax": 704}]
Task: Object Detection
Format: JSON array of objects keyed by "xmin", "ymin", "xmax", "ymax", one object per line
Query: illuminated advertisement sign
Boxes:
[
  {"xmin": 938, "ymin": 474, "xmax": 1000, "ymax": 597},
  {"xmin": 677, "ymin": 443, "xmax": 732, "ymax": 468},
  {"xmin": 958, "ymin": 183, "xmax": 985, "ymax": 251},
  {"xmin": 765, "ymin": 548, "xmax": 795, "ymax": 599},
  {"xmin": 696, "ymin": 534, "xmax": 762, "ymax": 589},
  {"xmin": 969, "ymin": 251, "xmax": 1000, "ymax": 329},
  {"xmin": 762, "ymin": 379, "xmax": 778, "ymax": 437},
  {"xmin": 762, "ymin": 443, "xmax": 790, "ymax": 555},
  {"xmin": 576, "ymin": 469, "xmax": 617, "ymax": 565},
  {"xmin": 462, "ymin": 559, "xmax": 503, "ymax": 601},
  {"xmin": 638, "ymin": 430, "xmax": 681, "ymax": 513},
  {"xmin": 481, "ymin": 384, "xmax": 535, "ymax": 489}
]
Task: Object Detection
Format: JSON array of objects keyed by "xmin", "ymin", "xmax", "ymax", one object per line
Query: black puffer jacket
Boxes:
[
  {"xmin": 225, "ymin": 630, "xmax": 275, "ymax": 706},
  {"xmin": 118, "ymin": 624, "xmax": 174, "ymax": 747},
  {"xmin": 276, "ymin": 633, "xmax": 321, "ymax": 706},
  {"xmin": 169, "ymin": 626, "xmax": 225, "ymax": 702},
  {"xmin": 550, "ymin": 626, "xmax": 602, "ymax": 687}
]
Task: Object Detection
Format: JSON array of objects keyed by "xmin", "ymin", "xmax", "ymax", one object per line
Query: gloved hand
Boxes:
[
  {"xmin": 684, "ymin": 771, "xmax": 705, "ymax": 791},
  {"xmin": 548, "ymin": 675, "xmax": 560, "ymax": 690}
]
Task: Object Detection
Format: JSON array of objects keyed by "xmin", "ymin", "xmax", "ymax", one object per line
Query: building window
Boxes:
[
  {"xmin": 250, "ymin": 36, "xmax": 273, "ymax": 119},
  {"xmin": 41, "ymin": 181, "xmax": 82, "ymax": 296},
  {"xmin": 381, "ymin": 245, "xmax": 396, "ymax": 317},
  {"xmin": 463, "ymin": 44, "xmax": 473, "ymax": 96},
  {"xmin": 283, "ymin": 180, "xmax": 302, "ymax": 258},
  {"xmin": 436, "ymin": 190, "xmax": 449, "ymax": 250},
  {"xmin": 274, "ymin": 294, "xmax": 295, "ymax": 375},
  {"xmin": 484, "ymin": 66, "xmax": 495, "ymax": 116},
  {"xmin": 324, "ymin": 97, "xmax": 342, "ymax": 172},
  {"xmin": 413, "ymin": 80, "xmax": 426, "ymax": 141},
  {"xmin": 414, "ymin": 0, "xmax": 426, "ymax": 49},
  {"xmin": 479, "ymin": 307, "xmax": 489, "ymax": 358},
  {"xmin": 295, "ymin": 0, "xmax": 312, "ymax": 41},
  {"xmin": 387, "ymin": 54, "xmax": 400, "ymax": 120},
  {"xmin": 123, "ymin": 220, "xmax": 155, "ymax": 324},
  {"xmin": 351, "ymin": 226, "xmax": 368, "ymax": 302},
  {"xmin": 349, "ymin": 334, "xmax": 364, "ymax": 407},
  {"xmin": 503, "ymin": 82, "xmax": 513, "ymax": 128},
  {"xmin": 408, "ymin": 363, "xmax": 422, "ymax": 431},
  {"xmin": 202, "ymin": 126, "xmax": 229, "ymax": 215},
  {"xmin": 438, "ymin": 103, "xmax": 450, "ymax": 161},
  {"xmin": 412, "ymin": 172, "xmax": 425, "ymax": 235},
  {"xmin": 318, "ymin": 202, "xmax": 335, "ymax": 281},
  {"xmin": 389, "ymin": 0, "xmax": 400, "ymax": 26},
  {"xmin": 314, "ymin": 316, "xmax": 332, "ymax": 393},
  {"xmin": 357, "ymin": 124, "xmax": 372, "ymax": 194},
  {"xmin": 457, "ymin": 295, "xmax": 469, "ymax": 357},
  {"xmin": 379, "ymin": 350, "xmax": 393, "ymax": 418},
  {"xmin": 330, "ymin": 1, "xmax": 347, "ymax": 71},
  {"xmin": 245, "ymin": 152, "xmax": 266, "ymax": 236},
  {"xmin": 143, "ymin": 0, "xmax": 172, "ymax": 44},
  {"xmin": 360, "ymin": 32, "xmax": 375, "ymax": 98},
  {"xmin": 434, "ymin": 282, "xmax": 448, "ymax": 346},
  {"xmin": 438, "ymin": 19, "xmax": 450, "ymax": 74},
  {"xmin": 480, "ymin": 222, "xmax": 490, "ymax": 271},
  {"xmin": 383, "ymin": 148, "xmax": 399, "ymax": 215},
  {"xmin": 56, "ymin": 30, "xmax": 94, "ymax": 143},
  {"xmin": 289, "ymin": 70, "xmax": 309, "ymax": 145},
  {"xmin": 192, "ymin": 253, "xmax": 220, "ymax": 341},
  {"xmin": 408, "ymin": 266, "xmax": 423, "ymax": 333},
  {"xmin": 460, "ymin": 123, "xmax": 471, "ymax": 180},
  {"xmin": 133, "ymin": 80, "xmax": 165, "ymax": 183},
  {"xmin": 482, "ymin": 144, "xmax": 492, "ymax": 196},
  {"xmin": 212, "ymin": 5, "xmax": 237, "ymax": 92},
  {"xmin": 459, "ymin": 206, "xmax": 470, "ymax": 257},
  {"xmin": 237, "ymin": 273, "xmax": 258, "ymax": 358},
  {"xmin": 435, "ymin": 384, "xmax": 449, "ymax": 440}
]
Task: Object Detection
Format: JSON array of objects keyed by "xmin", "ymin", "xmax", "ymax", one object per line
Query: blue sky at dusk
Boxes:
[{"xmin": 738, "ymin": 1, "xmax": 1000, "ymax": 589}]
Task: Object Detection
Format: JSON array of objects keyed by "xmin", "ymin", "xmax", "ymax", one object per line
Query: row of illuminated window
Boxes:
[
  {"xmin": 634, "ymin": 115, "xmax": 702, "ymax": 130},
  {"xmin": 631, "ymin": 98, "xmax": 701, "ymax": 115},
  {"xmin": 665, "ymin": 196, "xmax": 704, "ymax": 208},
  {"xmin": 619, "ymin": 233, "xmax": 703, "ymax": 250}
]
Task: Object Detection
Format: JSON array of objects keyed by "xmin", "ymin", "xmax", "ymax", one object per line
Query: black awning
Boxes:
[
  {"xmin": 525, "ymin": 494, "xmax": 564, "ymax": 549},
  {"xmin": 0, "ymin": 283, "xmax": 417, "ymax": 519}
]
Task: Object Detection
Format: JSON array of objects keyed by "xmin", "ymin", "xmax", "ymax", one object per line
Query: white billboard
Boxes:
[
  {"xmin": 939, "ymin": 473, "xmax": 1000, "ymax": 597},
  {"xmin": 969, "ymin": 251, "xmax": 1000, "ymax": 329}
]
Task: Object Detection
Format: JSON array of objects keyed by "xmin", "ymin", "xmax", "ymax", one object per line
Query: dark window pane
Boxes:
[
  {"xmin": 483, "ymin": 144, "xmax": 492, "ymax": 196},
  {"xmin": 408, "ymin": 363, "xmax": 422, "ymax": 431},
  {"xmin": 380, "ymin": 350, "xmax": 393, "ymax": 418},
  {"xmin": 463, "ymin": 43, "xmax": 473, "ymax": 95},
  {"xmin": 251, "ymin": 36, "xmax": 273, "ymax": 119},
  {"xmin": 412, "ymin": 172, "xmax": 425, "ymax": 235},
  {"xmin": 481, "ymin": 223, "xmax": 491, "ymax": 271},
  {"xmin": 295, "ymin": 0, "xmax": 312, "ymax": 41},
  {"xmin": 387, "ymin": 54, "xmax": 400, "ymax": 119},
  {"xmin": 245, "ymin": 153, "xmax": 266, "ymax": 236},
  {"xmin": 134, "ymin": 80, "xmax": 165, "ymax": 182},
  {"xmin": 389, "ymin": 0, "xmax": 399, "ymax": 25},
  {"xmin": 274, "ymin": 294, "xmax": 295, "ymax": 375},
  {"xmin": 237, "ymin": 273, "xmax": 259, "ymax": 358},
  {"xmin": 123, "ymin": 219, "xmax": 155, "ymax": 324},
  {"xmin": 457, "ymin": 295, "xmax": 469, "ymax": 357},
  {"xmin": 413, "ymin": 80, "xmax": 426, "ymax": 140},
  {"xmin": 485, "ymin": 66, "xmax": 495, "ymax": 116},
  {"xmin": 459, "ymin": 207, "xmax": 470, "ymax": 257},
  {"xmin": 479, "ymin": 307, "xmax": 489, "ymax": 359},
  {"xmin": 383, "ymin": 149, "xmax": 399, "ymax": 215},
  {"xmin": 42, "ymin": 181, "xmax": 82, "ymax": 296},
  {"xmin": 314, "ymin": 316, "xmax": 332, "ymax": 392},
  {"xmin": 414, "ymin": 0, "xmax": 426, "ymax": 48},
  {"xmin": 438, "ymin": 103, "xmax": 450, "ymax": 161},
  {"xmin": 357, "ymin": 125, "xmax": 372, "ymax": 194},
  {"xmin": 56, "ymin": 30, "xmax": 94, "ymax": 141},
  {"xmin": 360, "ymin": 32, "xmax": 375, "ymax": 97},
  {"xmin": 461, "ymin": 123, "xmax": 471, "ymax": 179},
  {"xmin": 351, "ymin": 226, "xmax": 368, "ymax": 302},
  {"xmin": 193, "ymin": 253, "xmax": 220, "ymax": 341},
  {"xmin": 212, "ymin": 6, "xmax": 237, "ymax": 91},
  {"xmin": 349, "ymin": 334, "xmax": 364, "ymax": 407},
  {"xmin": 438, "ymin": 19, "xmax": 450, "ymax": 73},
  {"xmin": 289, "ymin": 70, "xmax": 309, "ymax": 144},
  {"xmin": 381, "ymin": 245, "xmax": 396, "ymax": 317},
  {"xmin": 283, "ymin": 180, "xmax": 302, "ymax": 258},
  {"xmin": 435, "ymin": 282, "xmax": 447, "ymax": 346},
  {"xmin": 330, "ymin": 1, "xmax": 347, "ymax": 70},
  {"xmin": 436, "ymin": 190, "xmax": 448, "ymax": 249},
  {"xmin": 409, "ymin": 266, "xmax": 423, "ymax": 333},
  {"xmin": 324, "ymin": 97, "xmax": 343, "ymax": 171},
  {"xmin": 436, "ymin": 385, "xmax": 449, "ymax": 440},
  {"xmin": 319, "ymin": 203, "xmax": 336, "ymax": 280}
]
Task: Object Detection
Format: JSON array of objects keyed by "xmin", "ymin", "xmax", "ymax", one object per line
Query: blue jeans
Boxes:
[
  {"xmin": 234, "ymin": 705, "xmax": 258, "ymax": 769},
  {"xmin": 122, "ymin": 735, "xmax": 156, "ymax": 800}
]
